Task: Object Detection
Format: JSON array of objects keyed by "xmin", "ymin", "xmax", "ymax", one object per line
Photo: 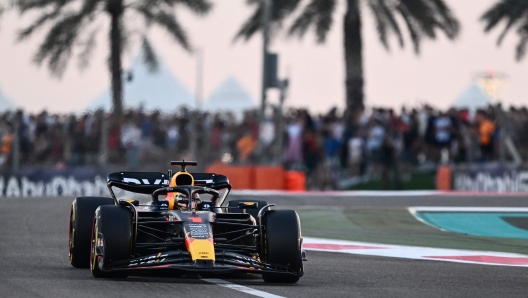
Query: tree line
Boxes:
[{"xmin": 1, "ymin": 0, "xmax": 527, "ymax": 123}]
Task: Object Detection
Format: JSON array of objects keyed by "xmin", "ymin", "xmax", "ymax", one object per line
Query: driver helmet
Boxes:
[{"xmin": 165, "ymin": 192, "xmax": 201, "ymax": 210}]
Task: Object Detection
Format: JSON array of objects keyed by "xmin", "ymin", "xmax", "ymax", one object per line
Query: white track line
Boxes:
[
  {"xmin": 231, "ymin": 190, "xmax": 439, "ymax": 197},
  {"xmin": 409, "ymin": 207, "xmax": 528, "ymax": 213},
  {"xmin": 303, "ymin": 237, "xmax": 528, "ymax": 267},
  {"xmin": 202, "ymin": 278, "xmax": 285, "ymax": 298},
  {"xmin": 230, "ymin": 190, "xmax": 528, "ymax": 197},
  {"xmin": 407, "ymin": 207, "xmax": 450, "ymax": 232}
]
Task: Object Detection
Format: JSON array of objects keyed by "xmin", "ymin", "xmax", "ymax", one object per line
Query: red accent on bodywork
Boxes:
[
  {"xmin": 189, "ymin": 217, "xmax": 202, "ymax": 223},
  {"xmin": 185, "ymin": 238, "xmax": 195, "ymax": 250}
]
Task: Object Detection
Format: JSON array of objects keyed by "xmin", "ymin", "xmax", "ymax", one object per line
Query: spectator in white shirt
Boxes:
[{"xmin": 121, "ymin": 115, "xmax": 142, "ymax": 169}]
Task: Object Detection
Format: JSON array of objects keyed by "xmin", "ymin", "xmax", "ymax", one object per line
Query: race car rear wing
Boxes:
[
  {"xmin": 192, "ymin": 173, "xmax": 231, "ymax": 189},
  {"xmin": 107, "ymin": 172, "xmax": 169, "ymax": 194},
  {"xmin": 106, "ymin": 171, "xmax": 232, "ymax": 203}
]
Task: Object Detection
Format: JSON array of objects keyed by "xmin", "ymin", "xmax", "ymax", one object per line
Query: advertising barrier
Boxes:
[
  {"xmin": 0, "ymin": 168, "xmax": 109, "ymax": 197},
  {"xmin": 452, "ymin": 163, "xmax": 528, "ymax": 192},
  {"xmin": 4, "ymin": 163, "xmax": 528, "ymax": 196},
  {"xmin": 0, "ymin": 165, "xmax": 306, "ymax": 197}
]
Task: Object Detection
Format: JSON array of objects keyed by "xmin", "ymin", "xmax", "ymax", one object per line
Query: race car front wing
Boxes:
[{"xmin": 94, "ymin": 248, "xmax": 305, "ymax": 277}]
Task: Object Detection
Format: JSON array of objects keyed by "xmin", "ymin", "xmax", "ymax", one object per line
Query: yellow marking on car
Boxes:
[
  {"xmin": 167, "ymin": 198, "xmax": 175, "ymax": 210},
  {"xmin": 71, "ymin": 228, "xmax": 75, "ymax": 248},
  {"xmin": 186, "ymin": 238, "xmax": 215, "ymax": 261}
]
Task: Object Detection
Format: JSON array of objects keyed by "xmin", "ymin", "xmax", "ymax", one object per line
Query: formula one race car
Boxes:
[{"xmin": 68, "ymin": 161, "xmax": 306, "ymax": 283}]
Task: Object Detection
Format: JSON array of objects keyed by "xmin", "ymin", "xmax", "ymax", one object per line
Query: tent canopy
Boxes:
[
  {"xmin": 452, "ymin": 83, "xmax": 492, "ymax": 110},
  {"xmin": 0, "ymin": 88, "xmax": 15, "ymax": 112},
  {"xmin": 88, "ymin": 54, "xmax": 195, "ymax": 112},
  {"xmin": 202, "ymin": 77, "xmax": 255, "ymax": 118}
]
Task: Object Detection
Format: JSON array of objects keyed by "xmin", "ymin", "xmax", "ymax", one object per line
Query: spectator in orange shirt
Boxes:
[
  {"xmin": 237, "ymin": 129, "xmax": 256, "ymax": 163},
  {"xmin": 476, "ymin": 111, "xmax": 495, "ymax": 161},
  {"xmin": 2, "ymin": 131, "xmax": 12, "ymax": 156}
]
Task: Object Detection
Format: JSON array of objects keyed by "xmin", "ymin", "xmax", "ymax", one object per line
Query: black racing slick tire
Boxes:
[
  {"xmin": 69, "ymin": 197, "xmax": 114, "ymax": 268},
  {"xmin": 261, "ymin": 210, "xmax": 302, "ymax": 283},
  {"xmin": 227, "ymin": 199, "xmax": 269, "ymax": 222},
  {"xmin": 90, "ymin": 205, "xmax": 132, "ymax": 278}
]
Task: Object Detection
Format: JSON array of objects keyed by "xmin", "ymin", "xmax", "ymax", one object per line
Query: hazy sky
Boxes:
[{"xmin": 0, "ymin": 0, "xmax": 526, "ymax": 114}]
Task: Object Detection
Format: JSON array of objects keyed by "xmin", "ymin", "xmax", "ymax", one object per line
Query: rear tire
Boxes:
[
  {"xmin": 227, "ymin": 199, "xmax": 269, "ymax": 222},
  {"xmin": 69, "ymin": 197, "xmax": 114, "ymax": 268},
  {"xmin": 90, "ymin": 205, "xmax": 132, "ymax": 278},
  {"xmin": 261, "ymin": 210, "xmax": 302, "ymax": 283}
]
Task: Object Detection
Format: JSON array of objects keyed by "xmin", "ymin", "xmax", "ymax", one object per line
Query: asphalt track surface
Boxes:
[{"xmin": 2, "ymin": 195, "xmax": 528, "ymax": 298}]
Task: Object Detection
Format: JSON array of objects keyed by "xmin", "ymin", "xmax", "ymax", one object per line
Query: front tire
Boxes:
[
  {"xmin": 261, "ymin": 210, "xmax": 302, "ymax": 283},
  {"xmin": 90, "ymin": 205, "xmax": 132, "ymax": 278},
  {"xmin": 69, "ymin": 197, "xmax": 114, "ymax": 268}
]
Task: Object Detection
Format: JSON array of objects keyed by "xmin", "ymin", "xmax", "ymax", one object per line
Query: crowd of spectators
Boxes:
[{"xmin": 0, "ymin": 104, "xmax": 526, "ymax": 189}]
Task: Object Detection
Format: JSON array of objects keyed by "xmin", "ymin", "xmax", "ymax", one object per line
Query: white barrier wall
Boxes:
[{"xmin": 452, "ymin": 163, "xmax": 528, "ymax": 192}]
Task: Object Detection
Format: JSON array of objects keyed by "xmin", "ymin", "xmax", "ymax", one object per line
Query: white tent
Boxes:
[
  {"xmin": 87, "ymin": 54, "xmax": 195, "ymax": 112},
  {"xmin": 451, "ymin": 83, "xmax": 492, "ymax": 110},
  {"xmin": 203, "ymin": 77, "xmax": 255, "ymax": 118}
]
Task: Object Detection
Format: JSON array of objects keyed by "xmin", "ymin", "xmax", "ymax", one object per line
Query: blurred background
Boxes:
[{"xmin": 0, "ymin": 0, "xmax": 527, "ymax": 193}]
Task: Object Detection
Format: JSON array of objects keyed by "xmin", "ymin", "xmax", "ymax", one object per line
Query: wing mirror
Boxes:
[
  {"xmin": 238, "ymin": 202, "xmax": 258, "ymax": 209},
  {"xmin": 119, "ymin": 199, "xmax": 139, "ymax": 206}
]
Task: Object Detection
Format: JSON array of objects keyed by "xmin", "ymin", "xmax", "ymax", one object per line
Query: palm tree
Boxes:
[
  {"xmin": 0, "ymin": 1, "xmax": 13, "ymax": 25},
  {"xmin": 482, "ymin": 0, "xmax": 528, "ymax": 61},
  {"xmin": 236, "ymin": 0, "xmax": 459, "ymax": 118},
  {"xmin": 16, "ymin": 0, "xmax": 212, "ymax": 117}
]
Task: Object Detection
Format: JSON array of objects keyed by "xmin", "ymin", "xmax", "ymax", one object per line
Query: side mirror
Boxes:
[
  {"xmin": 238, "ymin": 202, "xmax": 258, "ymax": 209},
  {"xmin": 119, "ymin": 199, "xmax": 139, "ymax": 206}
]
